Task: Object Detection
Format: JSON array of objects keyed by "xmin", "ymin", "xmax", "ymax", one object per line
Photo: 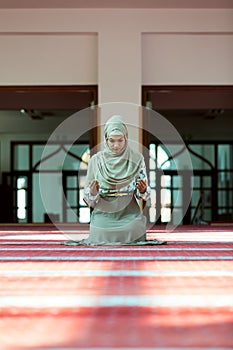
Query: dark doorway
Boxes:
[
  {"xmin": 0, "ymin": 85, "xmax": 98, "ymax": 223},
  {"xmin": 142, "ymin": 86, "xmax": 233, "ymax": 225}
]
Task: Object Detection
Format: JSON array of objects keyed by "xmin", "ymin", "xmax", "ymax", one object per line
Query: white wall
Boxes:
[
  {"xmin": 0, "ymin": 8, "xmax": 232, "ymax": 173},
  {"xmin": 142, "ymin": 33, "xmax": 233, "ymax": 85},
  {"xmin": 0, "ymin": 9, "xmax": 232, "ymax": 95},
  {"xmin": 0, "ymin": 34, "xmax": 97, "ymax": 85}
]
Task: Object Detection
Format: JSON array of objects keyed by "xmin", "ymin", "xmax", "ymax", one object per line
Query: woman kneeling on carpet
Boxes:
[{"xmin": 65, "ymin": 115, "xmax": 165, "ymax": 246}]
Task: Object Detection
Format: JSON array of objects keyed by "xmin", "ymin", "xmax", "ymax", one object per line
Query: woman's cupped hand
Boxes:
[
  {"xmin": 136, "ymin": 179, "xmax": 147, "ymax": 194},
  {"xmin": 89, "ymin": 180, "xmax": 99, "ymax": 196}
]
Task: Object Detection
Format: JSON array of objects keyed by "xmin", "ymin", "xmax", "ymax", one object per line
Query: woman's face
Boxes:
[{"xmin": 107, "ymin": 134, "xmax": 126, "ymax": 154}]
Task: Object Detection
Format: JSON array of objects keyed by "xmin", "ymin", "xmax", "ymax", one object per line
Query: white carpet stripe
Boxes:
[
  {"xmin": 0, "ymin": 241, "xmax": 65, "ymax": 245},
  {"xmin": 0, "ymin": 270, "xmax": 233, "ymax": 277},
  {"xmin": 33, "ymin": 348, "xmax": 232, "ymax": 350},
  {"xmin": 0, "ymin": 295, "xmax": 232, "ymax": 308},
  {"xmin": 1, "ymin": 240, "xmax": 232, "ymax": 245},
  {"xmin": 0, "ymin": 229, "xmax": 232, "ymax": 234},
  {"xmin": 0, "ymin": 230, "xmax": 232, "ymax": 235},
  {"xmin": 0, "ymin": 247, "xmax": 232, "ymax": 251},
  {"xmin": 0, "ymin": 256, "xmax": 232, "ymax": 261}
]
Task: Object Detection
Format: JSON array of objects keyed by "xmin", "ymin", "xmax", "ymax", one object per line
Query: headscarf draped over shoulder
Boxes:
[{"xmin": 86, "ymin": 115, "xmax": 143, "ymax": 190}]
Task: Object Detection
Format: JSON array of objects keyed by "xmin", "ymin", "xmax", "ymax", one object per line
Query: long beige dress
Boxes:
[
  {"xmin": 64, "ymin": 160, "xmax": 165, "ymax": 246},
  {"xmin": 63, "ymin": 115, "xmax": 166, "ymax": 246}
]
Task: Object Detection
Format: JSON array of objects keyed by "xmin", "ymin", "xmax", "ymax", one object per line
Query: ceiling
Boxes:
[
  {"xmin": 0, "ymin": 0, "xmax": 232, "ymax": 9},
  {"xmin": 1, "ymin": 108, "xmax": 232, "ymax": 141},
  {"xmin": 0, "ymin": 86, "xmax": 97, "ymax": 135},
  {"xmin": 144, "ymin": 87, "xmax": 233, "ymax": 141},
  {"xmin": 157, "ymin": 108, "xmax": 233, "ymax": 141},
  {"xmin": 0, "ymin": 109, "xmax": 77, "ymax": 135},
  {"xmin": 0, "ymin": 86, "xmax": 232, "ymax": 140},
  {"xmin": 0, "ymin": 88, "xmax": 96, "ymax": 110},
  {"xmin": 145, "ymin": 88, "xmax": 233, "ymax": 110}
]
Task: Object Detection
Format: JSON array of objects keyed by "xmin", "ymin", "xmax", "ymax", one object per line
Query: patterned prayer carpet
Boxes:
[{"xmin": 0, "ymin": 224, "xmax": 232, "ymax": 350}]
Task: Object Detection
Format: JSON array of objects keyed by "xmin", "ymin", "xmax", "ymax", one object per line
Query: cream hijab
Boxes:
[{"xmin": 87, "ymin": 115, "xmax": 143, "ymax": 190}]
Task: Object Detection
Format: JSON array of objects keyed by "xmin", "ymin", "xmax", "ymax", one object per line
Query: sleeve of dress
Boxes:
[
  {"xmin": 135, "ymin": 158, "xmax": 151, "ymax": 201},
  {"xmin": 83, "ymin": 155, "xmax": 100, "ymax": 208}
]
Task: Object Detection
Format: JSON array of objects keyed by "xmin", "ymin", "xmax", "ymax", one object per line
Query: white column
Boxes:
[{"xmin": 98, "ymin": 23, "xmax": 141, "ymax": 148}]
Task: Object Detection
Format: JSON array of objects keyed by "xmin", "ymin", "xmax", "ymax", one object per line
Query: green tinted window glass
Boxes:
[
  {"xmin": 14, "ymin": 145, "xmax": 29, "ymax": 170},
  {"xmin": 189, "ymin": 144, "xmax": 214, "ymax": 170},
  {"xmin": 218, "ymin": 144, "xmax": 233, "ymax": 170}
]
